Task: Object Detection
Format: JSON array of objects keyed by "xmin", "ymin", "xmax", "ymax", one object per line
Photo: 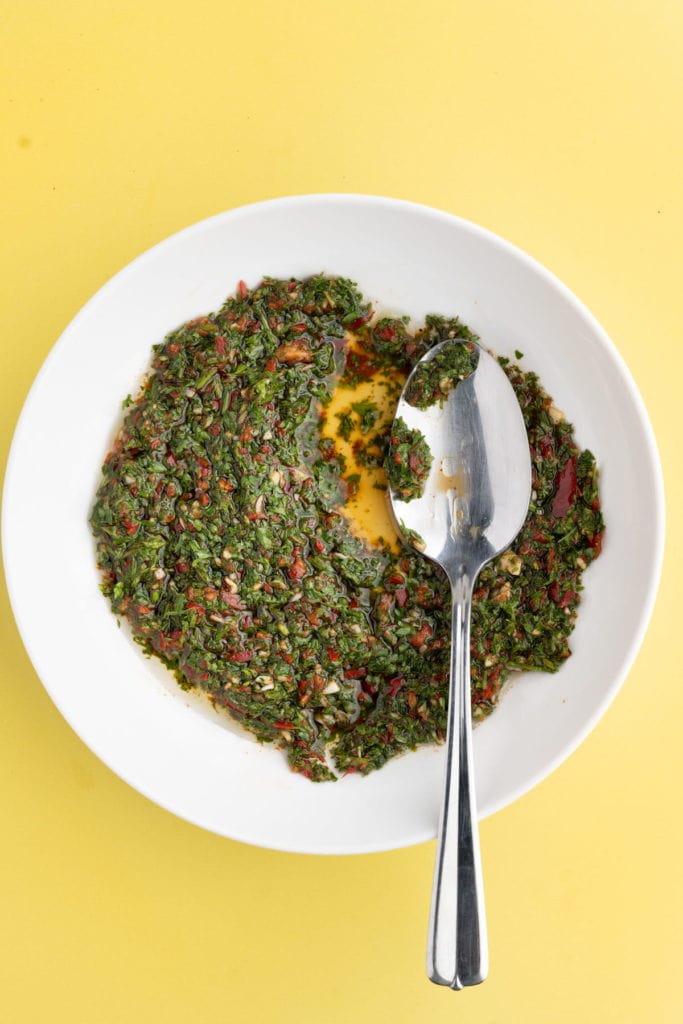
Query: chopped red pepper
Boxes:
[
  {"xmin": 344, "ymin": 667, "xmax": 367, "ymax": 679},
  {"xmin": 551, "ymin": 456, "xmax": 578, "ymax": 518},
  {"xmin": 347, "ymin": 311, "xmax": 373, "ymax": 331},
  {"xmin": 229, "ymin": 650, "xmax": 253, "ymax": 663},
  {"xmin": 386, "ymin": 676, "xmax": 404, "ymax": 698},
  {"xmin": 589, "ymin": 530, "xmax": 604, "ymax": 554}
]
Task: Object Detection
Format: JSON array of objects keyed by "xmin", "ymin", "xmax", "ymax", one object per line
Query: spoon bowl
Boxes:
[
  {"xmin": 388, "ymin": 340, "xmax": 532, "ymax": 990},
  {"xmin": 390, "ymin": 342, "xmax": 532, "ymax": 573}
]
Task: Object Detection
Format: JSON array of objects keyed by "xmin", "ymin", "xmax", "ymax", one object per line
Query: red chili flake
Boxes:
[
  {"xmin": 387, "ymin": 573, "xmax": 404, "ymax": 584},
  {"xmin": 264, "ymin": 357, "xmax": 278, "ymax": 373},
  {"xmin": 313, "ymin": 538, "xmax": 325, "ymax": 553},
  {"xmin": 376, "ymin": 325, "xmax": 396, "ymax": 341},
  {"xmin": 175, "ymin": 558, "xmax": 190, "ymax": 573},
  {"xmin": 282, "ymin": 653, "xmax": 294, "ymax": 665},
  {"xmin": 347, "ymin": 311, "xmax": 373, "ymax": 330},
  {"xmin": 548, "ymin": 582, "xmax": 561, "ymax": 603},
  {"xmin": 551, "ymin": 456, "xmax": 578, "ymax": 518},
  {"xmin": 136, "ymin": 604, "xmax": 152, "ymax": 615},
  {"xmin": 274, "ymin": 720, "xmax": 295, "ymax": 729},
  {"xmin": 386, "ymin": 676, "xmax": 404, "ymax": 698},
  {"xmin": 122, "ymin": 520, "xmax": 138, "ymax": 536},
  {"xmin": 237, "ymin": 279, "xmax": 249, "ymax": 299},
  {"xmin": 395, "ymin": 588, "xmax": 408, "ymax": 607},
  {"xmin": 539, "ymin": 435, "xmax": 554, "ymax": 459},
  {"xmin": 344, "ymin": 350, "xmax": 377, "ymax": 380},
  {"xmin": 589, "ymin": 530, "xmax": 604, "ymax": 554},
  {"xmin": 208, "ymin": 422, "xmax": 221, "ymax": 437},
  {"xmin": 558, "ymin": 589, "xmax": 577, "ymax": 609},
  {"xmin": 215, "ymin": 335, "xmax": 227, "ymax": 355},
  {"xmin": 186, "ymin": 601, "xmax": 206, "ymax": 614},
  {"xmin": 343, "ymin": 766, "xmax": 359, "ymax": 776},
  {"xmin": 222, "ymin": 699, "xmax": 244, "ymax": 715},
  {"xmin": 291, "ymin": 322, "xmax": 307, "ymax": 334},
  {"xmin": 344, "ymin": 667, "xmax": 367, "ymax": 679},
  {"xmin": 326, "ymin": 648, "xmax": 340, "ymax": 662},
  {"xmin": 149, "ymin": 438, "xmax": 162, "ymax": 450},
  {"xmin": 229, "ymin": 650, "xmax": 253, "ymax": 663}
]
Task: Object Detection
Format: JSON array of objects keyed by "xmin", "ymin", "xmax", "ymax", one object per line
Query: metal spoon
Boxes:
[{"xmin": 388, "ymin": 340, "xmax": 531, "ymax": 990}]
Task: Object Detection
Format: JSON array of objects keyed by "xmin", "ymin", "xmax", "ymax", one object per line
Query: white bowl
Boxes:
[{"xmin": 2, "ymin": 195, "xmax": 664, "ymax": 854}]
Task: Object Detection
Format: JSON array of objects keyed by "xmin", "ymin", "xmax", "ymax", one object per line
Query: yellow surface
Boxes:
[{"xmin": 1, "ymin": 1, "xmax": 681, "ymax": 1020}]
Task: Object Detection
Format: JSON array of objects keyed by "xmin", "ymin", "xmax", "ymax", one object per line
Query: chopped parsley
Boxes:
[
  {"xmin": 405, "ymin": 340, "xmax": 479, "ymax": 409},
  {"xmin": 385, "ymin": 418, "xmax": 433, "ymax": 501}
]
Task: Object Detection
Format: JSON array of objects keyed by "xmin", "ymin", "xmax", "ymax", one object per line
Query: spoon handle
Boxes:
[{"xmin": 427, "ymin": 571, "xmax": 488, "ymax": 989}]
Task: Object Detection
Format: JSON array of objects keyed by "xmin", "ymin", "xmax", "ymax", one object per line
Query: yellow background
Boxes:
[{"xmin": 1, "ymin": 1, "xmax": 681, "ymax": 1021}]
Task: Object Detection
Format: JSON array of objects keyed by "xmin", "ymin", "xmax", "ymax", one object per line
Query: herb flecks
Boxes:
[
  {"xmin": 406, "ymin": 340, "xmax": 479, "ymax": 410},
  {"xmin": 91, "ymin": 276, "xmax": 604, "ymax": 780},
  {"xmin": 385, "ymin": 418, "xmax": 433, "ymax": 501}
]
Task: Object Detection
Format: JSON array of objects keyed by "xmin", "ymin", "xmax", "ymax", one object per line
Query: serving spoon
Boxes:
[{"xmin": 388, "ymin": 340, "xmax": 531, "ymax": 989}]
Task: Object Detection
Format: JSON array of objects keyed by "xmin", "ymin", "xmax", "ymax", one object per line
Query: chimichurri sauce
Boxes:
[
  {"xmin": 405, "ymin": 340, "xmax": 479, "ymax": 409},
  {"xmin": 91, "ymin": 276, "xmax": 604, "ymax": 780},
  {"xmin": 385, "ymin": 417, "xmax": 433, "ymax": 501}
]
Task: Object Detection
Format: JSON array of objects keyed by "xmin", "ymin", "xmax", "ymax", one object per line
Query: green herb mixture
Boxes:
[
  {"xmin": 385, "ymin": 417, "xmax": 433, "ymax": 501},
  {"xmin": 405, "ymin": 340, "xmax": 479, "ymax": 409},
  {"xmin": 91, "ymin": 276, "xmax": 604, "ymax": 781}
]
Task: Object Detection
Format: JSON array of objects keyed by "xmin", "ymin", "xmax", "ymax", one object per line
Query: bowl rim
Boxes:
[{"xmin": 2, "ymin": 193, "xmax": 666, "ymax": 852}]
